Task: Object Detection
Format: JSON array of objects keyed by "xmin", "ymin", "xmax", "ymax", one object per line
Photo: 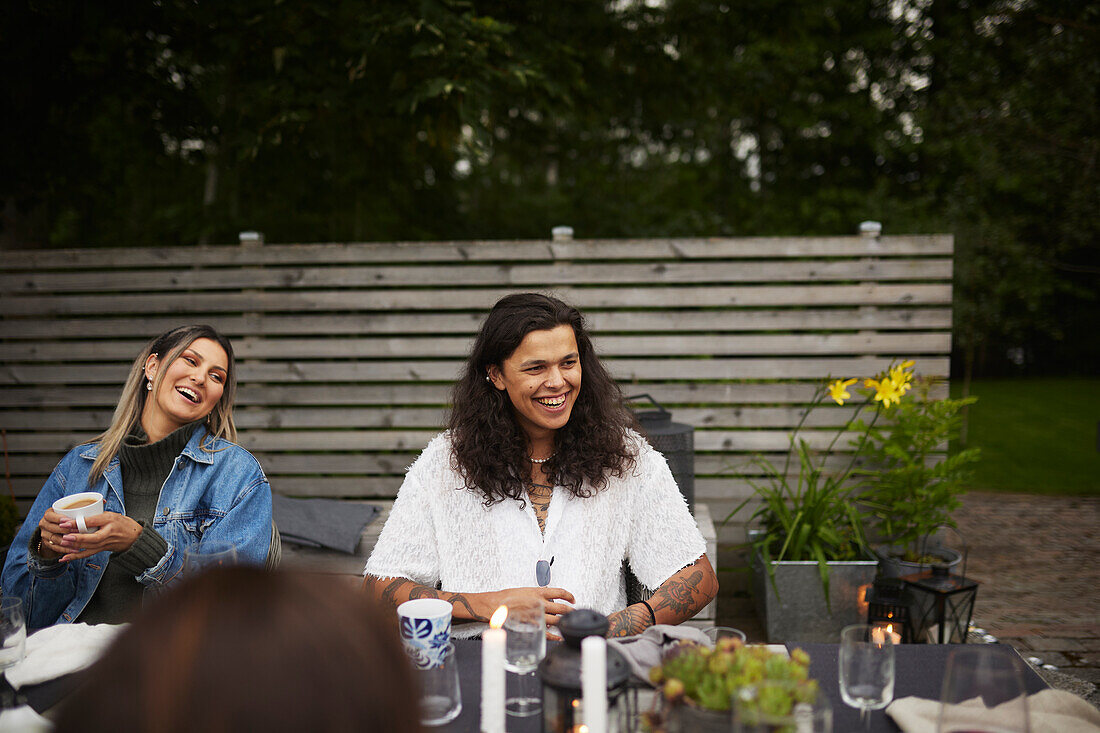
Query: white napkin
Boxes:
[
  {"xmin": 0, "ymin": 706, "xmax": 52, "ymax": 733},
  {"xmin": 608, "ymin": 624, "xmax": 711, "ymax": 683},
  {"xmin": 887, "ymin": 689, "xmax": 1100, "ymax": 733},
  {"xmin": 3, "ymin": 622, "xmax": 127, "ymax": 690}
]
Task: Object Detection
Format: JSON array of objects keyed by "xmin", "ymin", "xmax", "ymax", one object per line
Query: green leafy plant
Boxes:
[
  {"xmin": 648, "ymin": 637, "xmax": 816, "ymax": 715},
  {"xmin": 728, "ymin": 361, "xmax": 920, "ymax": 603},
  {"xmin": 854, "ymin": 376, "xmax": 981, "ymax": 562}
]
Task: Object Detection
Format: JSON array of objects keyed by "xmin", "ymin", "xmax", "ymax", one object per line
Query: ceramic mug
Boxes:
[
  {"xmin": 52, "ymin": 492, "xmax": 105, "ymax": 533},
  {"xmin": 397, "ymin": 598, "xmax": 453, "ymax": 669}
]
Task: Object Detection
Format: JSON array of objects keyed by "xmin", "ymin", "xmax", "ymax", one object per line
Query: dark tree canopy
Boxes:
[{"xmin": 1, "ymin": 0, "xmax": 1096, "ymax": 376}]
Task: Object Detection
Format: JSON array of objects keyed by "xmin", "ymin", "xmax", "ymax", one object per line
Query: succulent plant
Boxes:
[{"xmin": 651, "ymin": 640, "xmax": 816, "ymax": 714}]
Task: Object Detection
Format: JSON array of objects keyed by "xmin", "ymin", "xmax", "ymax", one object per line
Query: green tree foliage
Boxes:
[
  {"xmin": 1, "ymin": 1, "xmax": 1095, "ymax": 374},
  {"xmin": 918, "ymin": 0, "xmax": 1099, "ymax": 378}
]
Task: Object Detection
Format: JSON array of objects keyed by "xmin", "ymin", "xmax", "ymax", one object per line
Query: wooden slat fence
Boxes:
[{"xmin": 1, "ymin": 234, "xmax": 952, "ymax": 545}]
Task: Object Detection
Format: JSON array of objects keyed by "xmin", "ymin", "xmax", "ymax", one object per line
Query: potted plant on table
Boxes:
[
  {"xmin": 853, "ymin": 375, "xmax": 981, "ymax": 576},
  {"xmin": 729, "ymin": 362, "xmax": 921, "ymax": 643},
  {"xmin": 644, "ymin": 637, "xmax": 826, "ymax": 733}
]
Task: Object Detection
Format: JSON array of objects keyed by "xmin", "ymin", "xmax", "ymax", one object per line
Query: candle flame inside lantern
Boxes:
[{"xmin": 490, "ymin": 605, "xmax": 508, "ymax": 629}]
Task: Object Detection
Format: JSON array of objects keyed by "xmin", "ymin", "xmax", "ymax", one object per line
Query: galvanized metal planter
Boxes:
[{"xmin": 751, "ymin": 548, "xmax": 879, "ymax": 643}]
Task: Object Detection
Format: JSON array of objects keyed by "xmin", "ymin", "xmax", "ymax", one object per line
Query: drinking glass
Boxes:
[
  {"xmin": 183, "ymin": 541, "xmax": 239, "ymax": 575},
  {"xmin": 0, "ymin": 597, "xmax": 26, "ymax": 670},
  {"xmin": 838, "ymin": 624, "xmax": 895, "ymax": 732},
  {"xmin": 414, "ymin": 641, "xmax": 463, "ymax": 727},
  {"xmin": 504, "ymin": 602, "xmax": 546, "ymax": 717},
  {"xmin": 937, "ymin": 646, "xmax": 1030, "ymax": 733},
  {"xmin": 703, "ymin": 626, "xmax": 748, "ymax": 647}
]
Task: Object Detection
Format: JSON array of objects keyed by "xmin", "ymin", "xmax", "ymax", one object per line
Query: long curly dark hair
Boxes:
[{"xmin": 448, "ymin": 293, "xmax": 637, "ymax": 505}]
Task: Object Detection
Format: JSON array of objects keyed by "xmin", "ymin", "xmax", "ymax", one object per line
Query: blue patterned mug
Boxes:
[{"xmin": 397, "ymin": 599, "xmax": 453, "ymax": 669}]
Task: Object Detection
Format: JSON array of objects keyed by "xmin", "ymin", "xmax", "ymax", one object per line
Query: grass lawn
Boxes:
[{"xmin": 952, "ymin": 378, "xmax": 1099, "ymax": 495}]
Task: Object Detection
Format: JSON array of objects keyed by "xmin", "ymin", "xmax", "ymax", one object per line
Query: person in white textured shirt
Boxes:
[{"xmin": 363, "ymin": 293, "xmax": 718, "ymax": 638}]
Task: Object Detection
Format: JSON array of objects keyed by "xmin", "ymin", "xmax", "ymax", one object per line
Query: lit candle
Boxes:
[
  {"xmin": 481, "ymin": 606, "xmax": 508, "ymax": 733},
  {"xmin": 872, "ymin": 623, "xmax": 901, "ymax": 645},
  {"xmin": 581, "ymin": 635, "xmax": 607, "ymax": 733}
]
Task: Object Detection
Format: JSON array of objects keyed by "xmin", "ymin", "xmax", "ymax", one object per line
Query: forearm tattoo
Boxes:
[
  {"xmin": 607, "ymin": 604, "xmax": 650, "ymax": 638},
  {"xmin": 648, "ymin": 560, "xmax": 719, "ymax": 624},
  {"xmin": 364, "ymin": 575, "xmax": 486, "ymax": 622}
]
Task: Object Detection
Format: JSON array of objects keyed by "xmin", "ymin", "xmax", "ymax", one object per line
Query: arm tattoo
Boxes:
[
  {"xmin": 607, "ymin": 604, "xmax": 650, "ymax": 638},
  {"xmin": 648, "ymin": 559, "xmax": 720, "ymax": 624},
  {"xmin": 364, "ymin": 576, "xmax": 486, "ymax": 622},
  {"xmin": 444, "ymin": 593, "xmax": 485, "ymax": 622}
]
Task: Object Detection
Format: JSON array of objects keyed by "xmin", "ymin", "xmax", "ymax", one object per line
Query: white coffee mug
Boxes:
[
  {"xmin": 397, "ymin": 599, "xmax": 453, "ymax": 669},
  {"xmin": 52, "ymin": 492, "xmax": 105, "ymax": 533}
]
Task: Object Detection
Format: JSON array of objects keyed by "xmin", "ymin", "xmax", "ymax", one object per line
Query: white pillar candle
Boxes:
[
  {"xmin": 581, "ymin": 635, "xmax": 607, "ymax": 733},
  {"xmin": 481, "ymin": 606, "xmax": 508, "ymax": 733}
]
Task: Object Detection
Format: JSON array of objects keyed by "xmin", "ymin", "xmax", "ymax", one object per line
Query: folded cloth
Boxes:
[
  {"xmin": 3, "ymin": 623, "xmax": 127, "ymax": 690},
  {"xmin": 0, "ymin": 706, "xmax": 51, "ymax": 732},
  {"xmin": 272, "ymin": 495, "xmax": 380, "ymax": 554},
  {"xmin": 887, "ymin": 689, "xmax": 1100, "ymax": 733},
  {"xmin": 607, "ymin": 624, "xmax": 710, "ymax": 684}
]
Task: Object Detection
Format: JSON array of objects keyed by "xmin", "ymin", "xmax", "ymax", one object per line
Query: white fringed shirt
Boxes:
[{"xmin": 363, "ymin": 431, "xmax": 707, "ymax": 638}]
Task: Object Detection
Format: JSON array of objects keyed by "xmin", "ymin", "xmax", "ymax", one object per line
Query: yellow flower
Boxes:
[
  {"xmin": 867, "ymin": 376, "xmax": 903, "ymax": 408},
  {"xmin": 827, "ymin": 378, "xmax": 858, "ymax": 405},
  {"xmin": 889, "ymin": 360, "xmax": 915, "ymax": 396}
]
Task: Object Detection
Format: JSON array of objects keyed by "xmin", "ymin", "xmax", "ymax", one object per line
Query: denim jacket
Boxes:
[{"xmin": 1, "ymin": 429, "xmax": 272, "ymax": 630}]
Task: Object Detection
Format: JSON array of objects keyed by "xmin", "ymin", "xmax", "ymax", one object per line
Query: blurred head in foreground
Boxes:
[{"xmin": 56, "ymin": 568, "xmax": 422, "ymax": 733}]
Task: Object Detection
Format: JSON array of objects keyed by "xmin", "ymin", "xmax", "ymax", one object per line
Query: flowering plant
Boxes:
[
  {"xmin": 851, "ymin": 375, "xmax": 981, "ymax": 563},
  {"xmin": 729, "ymin": 361, "xmax": 920, "ymax": 602}
]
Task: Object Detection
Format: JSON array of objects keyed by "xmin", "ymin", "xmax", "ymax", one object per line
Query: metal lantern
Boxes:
[
  {"xmin": 902, "ymin": 564, "xmax": 979, "ymax": 644},
  {"xmin": 865, "ymin": 576, "xmax": 914, "ymax": 643},
  {"xmin": 628, "ymin": 394, "xmax": 695, "ymax": 511},
  {"xmin": 900, "ymin": 531, "xmax": 979, "ymax": 644},
  {"xmin": 539, "ymin": 609, "xmax": 637, "ymax": 733}
]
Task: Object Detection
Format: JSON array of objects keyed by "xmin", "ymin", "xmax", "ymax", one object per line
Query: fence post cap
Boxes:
[
  {"xmin": 551, "ymin": 226, "xmax": 574, "ymax": 242},
  {"xmin": 858, "ymin": 221, "xmax": 882, "ymax": 237}
]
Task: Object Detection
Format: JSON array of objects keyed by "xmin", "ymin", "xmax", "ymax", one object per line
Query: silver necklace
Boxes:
[{"xmin": 529, "ymin": 453, "xmax": 555, "ymax": 464}]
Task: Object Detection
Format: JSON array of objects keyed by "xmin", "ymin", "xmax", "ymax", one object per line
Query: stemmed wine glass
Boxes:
[
  {"xmin": 839, "ymin": 624, "xmax": 896, "ymax": 732},
  {"xmin": 503, "ymin": 602, "xmax": 547, "ymax": 717},
  {"xmin": 937, "ymin": 646, "xmax": 1031, "ymax": 733},
  {"xmin": 0, "ymin": 597, "xmax": 26, "ymax": 671}
]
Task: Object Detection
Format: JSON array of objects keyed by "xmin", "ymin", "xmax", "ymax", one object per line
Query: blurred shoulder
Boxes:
[{"xmin": 408, "ymin": 432, "xmax": 458, "ymax": 474}]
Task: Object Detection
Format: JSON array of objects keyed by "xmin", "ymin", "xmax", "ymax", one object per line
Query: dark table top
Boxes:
[
  {"xmin": 790, "ymin": 642, "xmax": 1048, "ymax": 733},
  {"xmin": 5, "ymin": 639, "xmax": 1048, "ymax": 732}
]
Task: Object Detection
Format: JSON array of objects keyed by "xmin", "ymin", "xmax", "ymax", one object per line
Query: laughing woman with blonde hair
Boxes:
[{"xmin": 1, "ymin": 325, "xmax": 274, "ymax": 629}]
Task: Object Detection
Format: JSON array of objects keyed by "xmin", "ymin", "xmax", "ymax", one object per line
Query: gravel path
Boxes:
[{"xmin": 954, "ymin": 492, "xmax": 1100, "ymax": 706}]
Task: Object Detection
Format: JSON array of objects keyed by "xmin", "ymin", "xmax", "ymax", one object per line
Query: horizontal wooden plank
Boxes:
[
  {"xmin": 0, "ymin": 427, "xmax": 909, "ymax": 454},
  {"xmin": 0, "ymin": 332, "xmax": 952, "ymax": 362},
  {"xmin": 0, "ymin": 307, "xmax": 954, "ymax": 339},
  {"xmin": 4, "ymin": 475, "xmax": 405, "ymax": 499},
  {"xmin": 0, "ymin": 380, "xmax": 951, "ymax": 408},
  {"xmin": 8, "ymin": 450, "xmax": 940, "ymax": 480},
  {"xmin": 0, "ymin": 404, "xmax": 889, "ymax": 431},
  {"xmin": 2, "ymin": 235, "xmax": 953, "ymax": 270},
  {"xmin": 0, "ymin": 356, "xmax": 951, "ymax": 385},
  {"xmin": 1, "ymin": 258, "xmax": 953, "ymax": 294},
  {"xmin": 4, "ymin": 474, "xmax": 810, "ymax": 503},
  {"xmin": 0, "ymin": 284, "xmax": 954, "ymax": 316}
]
